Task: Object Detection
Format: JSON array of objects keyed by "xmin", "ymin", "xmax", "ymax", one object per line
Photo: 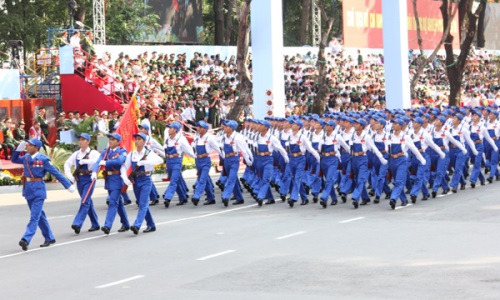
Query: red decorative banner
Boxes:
[
  {"xmin": 116, "ymin": 94, "xmax": 139, "ymax": 153},
  {"xmin": 342, "ymin": 0, "xmax": 460, "ymax": 50}
]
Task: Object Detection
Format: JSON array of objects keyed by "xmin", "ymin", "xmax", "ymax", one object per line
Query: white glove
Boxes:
[
  {"xmin": 316, "ymin": 156, "xmax": 321, "ymax": 164},
  {"xmin": 99, "ymin": 160, "xmax": 106, "ymax": 166},
  {"xmin": 124, "ymin": 179, "xmax": 132, "ymax": 186},
  {"xmin": 68, "ymin": 175, "xmax": 75, "ymax": 183},
  {"xmin": 246, "ymin": 159, "xmax": 253, "ymax": 167},
  {"xmin": 16, "ymin": 141, "xmax": 26, "ymax": 152},
  {"xmin": 284, "ymin": 157, "xmax": 290, "ymax": 164},
  {"xmin": 220, "ymin": 154, "xmax": 225, "ymax": 159},
  {"xmin": 67, "ymin": 185, "xmax": 76, "ymax": 193},
  {"xmin": 380, "ymin": 158, "xmax": 388, "ymax": 165},
  {"xmin": 91, "ymin": 172, "xmax": 97, "ymax": 181},
  {"xmin": 495, "ymin": 147, "xmax": 499, "ymax": 152},
  {"xmin": 439, "ymin": 152, "xmax": 446, "ymax": 160},
  {"xmin": 137, "ymin": 160, "xmax": 146, "ymax": 166},
  {"xmin": 419, "ymin": 158, "xmax": 427, "ymax": 166},
  {"xmin": 79, "ymin": 159, "xmax": 90, "ymax": 165}
]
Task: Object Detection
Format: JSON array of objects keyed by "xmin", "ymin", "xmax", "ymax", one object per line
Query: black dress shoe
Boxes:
[
  {"xmin": 481, "ymin": 181, "xmax": 486, "ymax": 186},
  {"xmin": 124, "ymin": 200, "xmax": 132, "ymax": 206},
  {"xmin": 265, "ymin": 200, "xmax": 275, "ymax": 205},
  {"xmin": 101, "ymin": 226, "xmax": 110, "ymax": 234},
  {"xmin": 487, "ymin": 177, "xmax": 493, "ymax": 184},
  {"xmin": 203, "ymin": 200, "xmax": 216, "ymax": 205},
  {"xmin": 320, "ymin": 199, "xmax": 327, "ymax": 208},
  {"xmin": 452, "ymin": 188, "xmax": 457, "ymax": 193},
  {"xmin": 401, "ymin": 201, "xmax": 408, "ymax": 207},
  {"xmin": 331, "ymin": 200, "xmax": 338, "ymax": 205},
  {"xmin": 385, "ymin": 192, "xmax": 392, "ymax": 200},
  {"xmin": 233, "ymin": 200, "xmax": 244, "ymax": 205},
  {"xmin": 390, "ymin": 200, "xmax": 396, "ymax": 210},
  {"xmin": 130, "ymin": 226, "xmax": 139, "ymax": 235},
  {"xmin": 300, "ymin": 200, "xmax": 309, "ymax": 206},
  {"xmin": 19, "ymin": 239, "xmax": 28, "ymax": 251},
  {"xmin": 360, "ymin": 199, "xmax": 370, "ymax": 205},
  {"xmin": 312, "ymin": 195, "xmax": 319, "ymax": 203},
  {"xmin": 106, "ymin": 200, "xmax": 110, "ymax": 206},
  {"xmin": 422, "ymin": 195, "xmax": 429, "ymax": 201},
  {"xmin": 256, "ymin": 199, "xmax": 263, "ymax": 206},
  {"xmin": 341, "ymin": 194, "xmax": 347, "ymax": 203},
  {"xmin": 88, "ymin": 226, "xmax": 100, "ymax": 232},
  {"xmin": 368, "ymin": 190, "xmax": 375, "ymax": 197},
  {"xmin": 71, "ymin": 224, "xmax": 81, "ymax": 234},
  {"xmin": 150, "ymin": 200, "xmax": 159, "ymax": 206},
  {"xmin": 288, "ymin": 200, "xmax": 295, "ymax": 208},
  {"xmin": 222, "ymin": 198, "xmax": 229, "ymax": 207},
  {"xmin": 374, "ymin": 196, "xmax": 380, "ymax": 204},
  {"xmin": 280, "ymin": 194, "xmax": 286, "ymax": 202},
  {"xmin": 191, "ymin": 198, "xmax": 200, "ymax": 206},
  {"xmin": 176, "ymin": 200, "xmax": 187, "ymax": 206},
  {"xmin": 431, "ymin": 191, "xmax": 437, "ymax": 198},
  {"xmin": 471, "ymin": 183, "xmax": 476, "ymax": 189},
  {"xmin": 410, "ymin": 195, "xmax": 417, "ymax": 204},
  {"xmin": 460, "ymin": 184, "xmax": 466, "ymax": 190},
  {"xmin": 164, "ymin": 200, "xmax": 171, "ymax": 208},
  {"xmin": 118, "ymin": 226, "xmax": 130, "ymax": 233},
  {"xmin": 143, "ymin": 227, "xmax": 156, "ymax": 233},
  {"xmin": 40, "ymin": 240, "xmax": 56, "ymax": 247},
  {"xmin": 442, "ymin": 188, "xmax": 450, "ymax": 195},
  {"xmin": 352, "ymin": 201, "xmax": 359, "ymax": 209}
]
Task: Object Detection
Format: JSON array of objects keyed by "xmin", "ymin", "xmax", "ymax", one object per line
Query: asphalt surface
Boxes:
[{"xmin": 1, "ymin": 177, "xmax": 500, "ymax": 300}]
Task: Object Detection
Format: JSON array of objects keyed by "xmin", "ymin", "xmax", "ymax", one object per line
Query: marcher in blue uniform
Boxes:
[
  {"xmin": 138, "ymin": 124, "xmax": 165, "ymax": 205},
  {"xmin": 191, "ymin": 121, "xmax": 223, "ymax": 206},
  {"xmin": 12, "ymin": 138, "xmax": 75, "ymax": 251},
  {"xmin": 468, "ymin": 110, "xmax": 497, "ymax": 188},
  {"xmin": 484, "ymin": 110, "xmax": 500, "ymax": 183},
  {"xmin": 220, "ymin": 120, "xmax": 253, "ymax": 207},
  {"xmin": 64, "ymin": 133, "xmax": 101, "ymax": 234},
  {"xmin": 163, "ymin": 122, "xmax": 196, "ymax": 207},
  {"xmin": 370, "ymin": 118, "xmax": 390, "ymax": 203},
  {"xmin": 92, "ymin": 133, "xmax": 130, "ymax": 234},
  {"xmin": 449, "ymin": 114, "xmax": 476, "ymax": 192},
  {"xmin": 317, "ymin": 120, "xmax": 349, "ymax": 208},
  {"xmin": 121, "ymin": 133, "xmax": 163, "ymax": 234},
  {"xmin": 255, "ymin": 120, "xmax": 289, "ymax": 206}
]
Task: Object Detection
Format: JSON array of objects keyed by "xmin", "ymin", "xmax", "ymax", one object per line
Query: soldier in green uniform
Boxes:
[
  {"xmin": 81, "ymin": 31, "xmax": 95, "ymax": 57},
  {"xmin": 1, "ymin": 118, "xmax": 17, "ymax": 159},
  {"xmin": 14, "ymin": 120, "xmax": 26, "ymax": 141},
  {"xmin": 36, "ymin": 107, "xmax": 50, "ymax": 141},
  {"xmin": 55, "ymin": 31, "xmax": 69, "ymax": 48},
  {"xmin": 108, "ymin": 110, "xmax": 119, "ymax": 132}
]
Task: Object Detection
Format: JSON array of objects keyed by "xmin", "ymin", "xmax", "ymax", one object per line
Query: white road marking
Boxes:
[
  {"xmin": 155, "ymin": 204, "xmax": 258, "ymax": 226},
  {"xmin": 47, "ymin": 215, "xmax": 73, "ymax": 220},
  {"xmin": 95, "ymin": 275, "xmax": 144, "ymax": 289},
  {"xmin": 276, "ymin": 231, "xmax": 306, "ymax": 240},
  {"xmin": 0, "ymin": 233, "xmax": 118, "ymax": 259},
  {"xmin": 196, "ymin": 250, "xmax": 235, "ymax": 261},
  {"xmin": 338, "ymin": 217, "xmax": 365, "ymax": 224},
  {"xmin": 395, "ymin": 203, "xmax": 413, "ymax": 210}
]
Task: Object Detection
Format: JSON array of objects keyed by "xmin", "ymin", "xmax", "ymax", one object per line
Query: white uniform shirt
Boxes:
[
  {"xmin": 164, "ymin": 132, "xmax": 196, "ymax": 158},
  {"xmin": 222, "ymin": 131, "xmax": 253, "ymax": 164},
  {"xmin": 192, "ymin": 132, "xmax": 223, "ymax": 157},
  {"xmin": 286, "ymin": 131, "xmax": 321, "ymax": 162},
  {"xmin": 256, "ymin": 132, "xmax": 289, "ymax": 162},
  {"xmin": 64, "ymin": 148, "xmax": 100, "ymax": 179},
  {"xmin": 120, "ymin": 148, "xmax": 164, "ymax": 183}
]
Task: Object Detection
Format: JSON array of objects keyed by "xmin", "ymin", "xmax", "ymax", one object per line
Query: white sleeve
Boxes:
[
  {"xmin": 64, "ymin": 152, "xmax": 77, "ymax": 178},
  {"xmin": 180, "ymin": 136, "xmax": 196, "ymax": 158},
  {"xmin": 445, "ymin": 130, "xmax": 466, "ymax": 152},
  {"xmin": 120, "ymin": 153, "xmax": 132, "ymax": 183},
  {"xmin": 271, "ymin": 136, "xmax": 288, "ymax": 159}
]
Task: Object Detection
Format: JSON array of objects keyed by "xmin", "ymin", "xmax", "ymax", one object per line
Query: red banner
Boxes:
[
  {"xmin": 342, "ymin": 0, "xmax": 460, "ymax": 50},
  {"xmin": 115, "ymin": 94, "xmax": 139, "ymax": 153}
]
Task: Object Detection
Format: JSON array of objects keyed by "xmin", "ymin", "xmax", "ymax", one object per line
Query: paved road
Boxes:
[{"xmin": 1, "ymin": 177, "xmax": 500, "ymax": 299}]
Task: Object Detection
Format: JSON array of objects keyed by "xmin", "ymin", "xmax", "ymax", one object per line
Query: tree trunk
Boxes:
[
  {"xmin": 214, "ymin": 0, "xmax": 225, "ymax": 45},
  {"xmin": 441, "ymin": 0, "xmax": 487, "ymax": 107},
  {"xmin": 477, "ymin": 2, "xmax": 486, "ymax": 48},
  {"xmin": 226, "ymin": 0, "xmax": 252, "ymax": 121},
  {"xmin": 224, "ymin": 0, "xmax": 236, "ymax": 45},
  {"xmin": 299, "ymin": 0, "xmax": 311, "ymax": 45},
  {"xmin": 74, "ymin": 0, "xmax": 87, "ymax": 23},
  {"xmin": 311, "ymin": 0, "xmax": 335, "ymax": 115}
]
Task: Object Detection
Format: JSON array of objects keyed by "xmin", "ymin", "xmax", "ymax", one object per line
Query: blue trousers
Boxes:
[
  {"xmin": 485, "ymin": 142, "xmax": 499, "ymax": 179},
  {"xmin": 449, "ymin": 148, "xmax": 466, "ymax": 188},
  {"xmin": 104, "ymin": 189, "xmax": 130, "ymax": 229},
  {"xmin": 320, "ymin": 156, "xmax": 339, "ymax": 202},
  {"xmin": 163, "ymin": 157, "xmax": 188, "ymax": 201},
  {"xmin": 257, "ymin": 156, "xmax": 275, "ymax": 200},
  {"xmin": 470, "ymin": 144, "xmax": 485, "ymax": 184},
  {"xmin": 73, "ymin": 178, "xmax": 99, "ymax": 228},
  {"xmin": 431, "ymin": 150, "xmax": 450, "ymax": 192},
  {"xmin": 193, "ymin": 157, "xmax": 215, "ymax": 200},
  {"xmin": 132, "ymin": 177, "xmax": 155, "ymax": 228},
  {"xmin": 222, "ymin": 156, "xmax": 244, "ymax": 200},
  {"xmin": 23, "ymin": 197, "xmax": 54, "ymax": 244},
  {"xmin": 410, "ymin": 152, "xmax": 430, "ymax": 197},
  {"xmin": 279, "ymin": 164, "xmax": 292, "ymax": 195},
  {"xmin": 339, "ymin": 152, "xmax": 353, "ymax": 195},
  {"xmin": 149, "ymin": 182, "xmax": 159, "ymax": 200},
  {"xmin": 389, "ymin": 156, "xmax": 408, "ymax": 203},
  {"xmin": 351, "ymin": 156, "xmax": 369, "ymax": 201},
  {"xmin": 289, "ymin": 156, "xmax": 308, "ymax": 202},
  {"xmin": 371, "ymin": 154, "xmax": 389, "ymax": 197}
]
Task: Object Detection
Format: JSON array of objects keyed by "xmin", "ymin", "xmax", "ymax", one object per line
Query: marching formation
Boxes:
[{"xmin": 11, "ymin": 105, "xmax": 500, "ymax": 251}]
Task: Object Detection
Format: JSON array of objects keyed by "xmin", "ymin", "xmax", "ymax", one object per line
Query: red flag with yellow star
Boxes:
[{"xmin": 116, "ymin": 94, "xmax": 139, "ymax": 153}]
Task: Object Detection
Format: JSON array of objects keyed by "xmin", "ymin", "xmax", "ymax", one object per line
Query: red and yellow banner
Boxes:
[
  {"xmin": 343, "ymin": 0, "xmax": 460, "ymax": 50},
  {"xmin": 115, "ymin": 94, "xmax": 139, "ymax": 153}
]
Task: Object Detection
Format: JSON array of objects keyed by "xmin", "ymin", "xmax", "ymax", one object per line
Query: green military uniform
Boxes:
[
  {"xmin": 55, "ymin": 35, "xmax": 69, "ymax": 48},
  {"xmin": 36, "ymin": 115, "xmax": 49, "ymax": 137},
  {"xmin": 81, "ymin": 35, "xmax": 95, "ymax": 56},
  {"xmin": 15, "ymin": 127, "xmax": 26, "ymax": 141}
]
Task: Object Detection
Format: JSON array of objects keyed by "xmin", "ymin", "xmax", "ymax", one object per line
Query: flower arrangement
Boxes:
[{"xmin": 0, "ymin": 170, "xmax": 22, "ymax": 186}]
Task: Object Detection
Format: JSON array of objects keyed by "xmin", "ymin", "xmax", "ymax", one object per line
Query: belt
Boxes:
[
  {"xmin": 390, "ymin": 152, "xmax": 404, "ymax": 159},
  {"xmin": 196, "ymin": 153, "xmax": 209, "ymax": 158},
  {"xmin": 106, "ymin": 170, "xmax": 121, "ymax": 176},
  {"xmin": 450, "ymin": 144, "xmax": 457, "ymax": 148},
  {"xmin": 380, "ymin": 150, "xmax": 387, "ymax": 154},
  {"xmin": 291, "ymin": 152, "xmax": 303, "ymax": 157},
  {"xmin": 26, "ymin": 177, "xmax": 43, "ymax": 182},
  {"xmin": 134, "ymin": 171, "xmax": 151, "ymax": 177},
  {"xmin": 167, "ymin": 153, "xmax": 180, "ymax": 158},
  {"xmin": 322, "ymin": 151, "xmax": 337, "ymax": 157},
  {"xmin": 493, "ymin": 137, "xmax": 498, "ymax": 140},
  {"xmin": 418, "ymin": 148, "xmax": 425, "ymax": 153},
  {"xmin": 341, "ymin": 148, "xmax": 349, "ymax": 153},
  {"xmin": 77, "ymin": 170, "xmax": 92, "ymax": 176},
  {"xmin": 474, "ymin": 140, "xmax": 483, "ymax": 144},
  {"xmin": 353, "ymin": 151, "xmax": 365, "ymax": 157},
  {"xmin": 257, "ymin": 151, "xmax": 272, "ymax": 156},
  {"xmin": 439, "ymin": 145, "xmax": 445, "ymax": 149},
  {"xmin": 226, "ymin": 152, "xmax": 238, "ymax": 157}
]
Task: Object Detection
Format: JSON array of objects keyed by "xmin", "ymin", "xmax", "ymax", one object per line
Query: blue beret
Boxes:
[
  {"xmin": 391, "ymin": 119, "xmax": 404, "ymax": 127},
  {"xmin": 167, "ymin": 122, "xmax": 182, "ymax": 131},
  {"xmin": 133, "ymin": 132, "xmax": 148, "ymax": 140},
  {"xmin": 27, "ymin": 138, "xmax": 42, "ymax": 149},
  {"xmin": 354, "ymin": 119, "xmax": 367, "ymax": 127},
  {"xmin": 226, "ymin": 120, "xmax": 238, "ymax": 130},
  {"xmin": 138, "ymin": 123, "xmax": 150, "ymax": 131},
  {"xmin": 77, "ymin": 133, "xmax": 91, "ymax": 141},
  {"xmin": 106, "ymin": 133, "xmax": 122, "ymax": 142},
  {"xmin": 195, "ymin": 120, "xmax": 209, "ymax": 129}
]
